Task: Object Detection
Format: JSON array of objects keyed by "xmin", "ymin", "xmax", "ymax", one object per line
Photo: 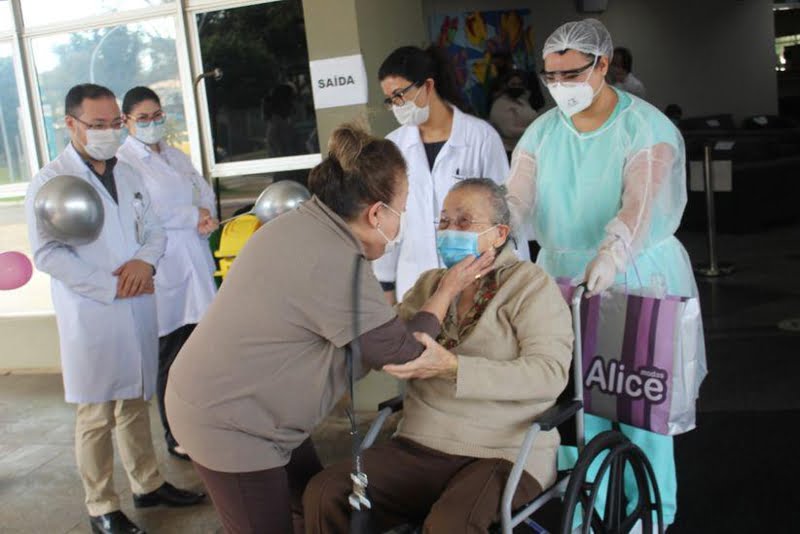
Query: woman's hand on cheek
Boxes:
[
  {"xmin": 382, "ymin": 332, "xmax": 458, "ymax": 381},
  {"xmin": 437, "ymin": 248, "xmax": 496, "ymax": 298}
]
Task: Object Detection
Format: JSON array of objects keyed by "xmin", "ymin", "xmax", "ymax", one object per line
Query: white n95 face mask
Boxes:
[
  {"xmin": 377, "ymin": 203, "xmax": 406, "ymax": 255},
  {"xmin": 85, "ymin": 128, "xmax": 122, "ymax": 161},
  {"xmin": 547, "ymin": 60, "xmax": 604, "ymax": 118},
  {"xmin": 548, "ymin": 82, "xmax": 597, "ymax": 117},
  {"xmin": 392, "ymin": 87, "xmax": 430, "ymax": 127},
  {"xmin": 134, "ymin": 123, "xmax": 165, "ymax": 145}
]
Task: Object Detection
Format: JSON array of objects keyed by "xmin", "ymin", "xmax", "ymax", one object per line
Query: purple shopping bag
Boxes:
[{"xmin": 558, "ymin": 281, "xmax": 704, "ymax": 435}]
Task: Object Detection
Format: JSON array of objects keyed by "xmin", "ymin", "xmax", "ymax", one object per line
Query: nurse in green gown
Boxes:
[{"xmin": 507, "ymin": 19, "xmax": 706, "ymax": 528}]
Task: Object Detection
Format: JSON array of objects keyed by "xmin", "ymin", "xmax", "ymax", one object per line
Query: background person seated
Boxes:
[
  {"xmin": 665, "ymin": 103, "xmax": 683, "ymax": 127},
  {"xmin": 608, "ymin": 46, "xmax": 646, "ymax": 99},
  {"xmin": 490, "ymin": 69, "xmax": 539, "ymax": 160},
  {"xmin": 303, "ymin": 178, "xmax": 573, "ymax": 534}
]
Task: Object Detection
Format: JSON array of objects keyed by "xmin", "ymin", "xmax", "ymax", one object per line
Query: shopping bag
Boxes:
[{"xmin": 558, "ymin": 281, "xmax": 706, "ymax": 435}]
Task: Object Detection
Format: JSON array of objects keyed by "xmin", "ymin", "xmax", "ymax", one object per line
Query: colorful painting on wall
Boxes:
[{"xmin": 430, "ymin": 9, "xmax": 536, "ymax": 117}]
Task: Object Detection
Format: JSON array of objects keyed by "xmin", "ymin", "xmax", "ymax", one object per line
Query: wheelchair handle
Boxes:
[{"xmin": 571, "ymin": 284, "xmax": 587, "ymax": 451}]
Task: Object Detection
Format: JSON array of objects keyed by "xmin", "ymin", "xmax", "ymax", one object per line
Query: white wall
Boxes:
[
  {"xmin": 423, "ymin": 0, "xmax": 778, "ymax": 120},
  {"xmin": 0, "ymin": 202, "xmax": 59, "ymax": 372},
  {"xmin": 355, "ymin": 0, "xmax": 428, "ymax": 138}
]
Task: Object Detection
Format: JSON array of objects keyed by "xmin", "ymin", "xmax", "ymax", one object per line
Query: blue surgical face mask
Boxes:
[{"xmin": 436, "ymin": 227, "xmax": 497, "ymax": 268}]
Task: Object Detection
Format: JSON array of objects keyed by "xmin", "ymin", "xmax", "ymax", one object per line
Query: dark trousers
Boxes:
[
  {"xmin": 193, "ymin": 439, "xmax": 323, "ymax": 534},
  {"xmin": 157, "ymin": 323, "xmax": 196, "ymax": 448},
  {"xmin": 303, "ymin": 437, "xmax": 543, "ymax": 534}
]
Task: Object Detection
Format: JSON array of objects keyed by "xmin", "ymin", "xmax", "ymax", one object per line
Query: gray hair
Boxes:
[{"xmin": 450, "ymin": 178, "xmax": 516, "ymax": 247}]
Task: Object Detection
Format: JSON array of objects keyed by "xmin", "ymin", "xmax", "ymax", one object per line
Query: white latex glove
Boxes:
[{"xmin": 584, "ymin": 251, "xmax": 617, "ymax": 297}]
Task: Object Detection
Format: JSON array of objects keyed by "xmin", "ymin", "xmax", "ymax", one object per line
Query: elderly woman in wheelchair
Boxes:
[{"xmin": 303, "ymin": 178, "xmax": 574, "ymax": 533}]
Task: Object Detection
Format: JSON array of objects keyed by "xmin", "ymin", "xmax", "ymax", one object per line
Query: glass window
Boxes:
[
  {"xmin": 214, "ymin": 169, "xmax": 311, "ymax": 220},
  {"xmin": 776, "ymin": 35, "xmax": 800, "ymax": 71},
  {"xmin": 22, "ymin": 0, "xmax": 173, "ymax": 28},
  {"xmin": 0, "ymin": 1, "xmax": 13, "ymax": 33},
  {"xmin": 31, "ymin": 16, "xmax": 189, "ymax": 160},
  {"xmin": 196, "ymin": 0, "xmax": 319, "ymax": 165},
  {"xmin": 0, "ymin": 42, "xmax": 32, "ymax": 184}
]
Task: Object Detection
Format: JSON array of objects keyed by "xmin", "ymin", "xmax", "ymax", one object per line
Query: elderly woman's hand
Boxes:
[
  {"xmin": 418, "ymin": 249, "xmax": 497, "ymax": 325},
  {"xmin": 437, "ymin": 249, "xmax": 496, "ymax": 298},
  {"xmin": 383, "ymin": 332, "xmax": 458, "ymax": 381}
]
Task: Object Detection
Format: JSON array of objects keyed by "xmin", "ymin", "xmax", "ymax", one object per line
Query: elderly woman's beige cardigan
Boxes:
[{"xmin": 395, "ymin": 247, "xmax": 574, "ymax": 486}]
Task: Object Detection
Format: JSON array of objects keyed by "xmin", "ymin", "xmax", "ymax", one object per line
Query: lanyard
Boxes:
[{"xmin": 346, "ymin": 255, "xmax": 371, "ymax": 517}]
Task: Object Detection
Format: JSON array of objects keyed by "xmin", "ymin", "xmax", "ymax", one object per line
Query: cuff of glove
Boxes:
[
  {"xmin": 598, "ymin": 239, "xmax": 626, "ymax": 273},
  {"xmin": 598, "ymin": 219, "xmax": 634, "ymax": 273}
]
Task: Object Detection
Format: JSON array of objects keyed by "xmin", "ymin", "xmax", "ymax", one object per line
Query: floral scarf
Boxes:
[{"xmin": 437, "ymin": 273, "xmax": 499, "ymax": 350}]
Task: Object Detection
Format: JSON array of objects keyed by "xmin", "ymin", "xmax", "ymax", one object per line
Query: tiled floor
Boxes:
[
  {"xmin": 0, "ymin": 374, "xmax": 220, "ymax": 533},
  {"xmin": 0, "ymin": 373, "xmax": 392, "ymax": 534},
  {"xmin": 669, "ymin": 223, "xmax": 800, "ymax": 533},
  {"xmin": 1, "ymin": 223, "xmax": 799, "ymax": 533}
]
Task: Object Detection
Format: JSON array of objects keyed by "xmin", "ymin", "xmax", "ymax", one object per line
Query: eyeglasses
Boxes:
[
  {"xmin": 70, "ymin": 114, "xmax": 124, "ymax": 130},
  {"xmin": 435, "ymin": 216, "xmax": 495, "ymax": 231},
  {"xmin": 131, "ymin": 110, "xmax": 166, "ymax": 127},
  {"xmin": 383, "ymin": 82, "xmax": 421, "ymax": 109},
  {"xmin": 539, "ymin": 58, "xmax": 596, "ymax": 84}
]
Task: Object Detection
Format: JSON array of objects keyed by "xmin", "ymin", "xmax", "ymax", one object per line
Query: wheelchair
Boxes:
[{"xmin": 356, "ymin": 285, "xmax": 665, "ymax": 534}]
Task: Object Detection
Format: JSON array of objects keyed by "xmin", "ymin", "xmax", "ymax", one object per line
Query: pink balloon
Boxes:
[{"xmin": 0, "ymin": 251, "xmax": 33, "ymax": 290}]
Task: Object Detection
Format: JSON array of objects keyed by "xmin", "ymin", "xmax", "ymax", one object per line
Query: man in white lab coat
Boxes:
[{"xmin": 25, "ymin": 84, "xmax": 204, "ymax": 534}]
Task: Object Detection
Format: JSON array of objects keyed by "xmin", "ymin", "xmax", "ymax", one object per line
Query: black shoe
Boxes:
[
  {"xmin": 89, "ymin": 511, "xmax": 146, "ymax": 534},
  {"xmin": 133, "ymin": 481, "xmax": 206, "ymax": 508},
  {"xmin": 167, "ymin": 443, "xmax": 191, "ymax": 461}
]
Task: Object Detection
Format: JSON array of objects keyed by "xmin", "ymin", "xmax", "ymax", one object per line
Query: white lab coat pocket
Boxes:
[{"xmin": 155, "ymin": 235, "xmax": 191, "ymax": 290}]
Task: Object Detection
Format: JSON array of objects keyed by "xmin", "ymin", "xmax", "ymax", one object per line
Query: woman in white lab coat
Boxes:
[
  {"xmin": 118, "ymin": 86, "xmax": 219, "ymax": 460},
  {"xmin": 373, "ymin": 46, "xmax": 523, "ymax": 303}
]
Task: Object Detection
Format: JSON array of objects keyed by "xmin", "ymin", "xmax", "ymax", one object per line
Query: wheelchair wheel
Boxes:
[{"xmin": 559, "ymin": 430, "xmax": 663, "ymax": 534}]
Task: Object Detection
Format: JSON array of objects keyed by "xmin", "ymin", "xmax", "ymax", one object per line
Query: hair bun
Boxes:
[
  {"xmin": 327, "ymin": 123, "xmax": 372, "ymax": 174},
  {"xmin": 308, "ymin": 121, "xmax": 406, "ymax": 221}
]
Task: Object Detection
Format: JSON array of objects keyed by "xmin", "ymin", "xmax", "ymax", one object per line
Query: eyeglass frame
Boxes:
[
  {"xmin": 539, "ymin": 57, "xmax": 597, "ymax": 85},
  {"xmin": 435, "ymin": 215, "xmax": 497, "ymax": 231},
  {"xmin": 127, "ymin": 109, "xmax": 167, "ymax": 127},
  {"xmin": 383, "ymin": 81, "xmax": 423, "ymax": 109},
  {"xmin": 69, "ymin": 114, "xmax": 124, "ymax": 131}
]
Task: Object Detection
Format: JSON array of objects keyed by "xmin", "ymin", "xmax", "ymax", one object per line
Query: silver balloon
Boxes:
[
  {"xmin": 34, "ymin": 175, "xmax": 105, "ymax": 246},
  {"xmin": 253, "ymin": 180, "xmax": 311, "ymax": 223}
]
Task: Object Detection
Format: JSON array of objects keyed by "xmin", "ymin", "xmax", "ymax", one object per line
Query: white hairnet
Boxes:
[{"xmin": 542, "ymin": 18, "xmax": 614, "ymax": 59}]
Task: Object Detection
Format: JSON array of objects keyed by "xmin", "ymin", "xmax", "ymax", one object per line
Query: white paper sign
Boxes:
[
  {"xmin": 714, "ymin": 140, "xmax": 735, "ymax": 151},
  {"xmin": 689, "ymin": 160, "xmax": 733, "ymax": 192},
  {"xmin": 309, "ymin": 54, "xmax": 368, "ymax": 110}
]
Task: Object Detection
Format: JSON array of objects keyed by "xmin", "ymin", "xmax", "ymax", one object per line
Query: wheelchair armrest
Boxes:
[
  {"xmin": 535, "ymin": 400, "xmax": 582, "ymax": 431},
  {"xmin": 377, "ymin": 395, "xmax": 404, "ymax": 413},
  {"xmin": 361, "ymin": 396, "xmax": 404, "ymax": 452}
]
